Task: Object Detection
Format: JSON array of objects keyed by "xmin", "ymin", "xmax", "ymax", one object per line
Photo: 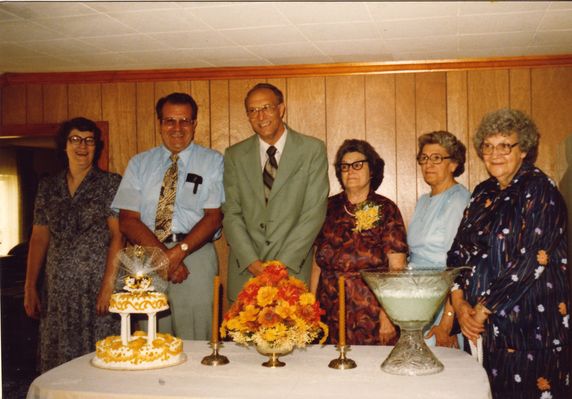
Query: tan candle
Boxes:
[
  {"xmin": 211, "ymin": 275, "xmax": 220, "ymax": 344},
  {"xmin": 338, "ymin": 276, "xmax": 346, "ymax": 346}
]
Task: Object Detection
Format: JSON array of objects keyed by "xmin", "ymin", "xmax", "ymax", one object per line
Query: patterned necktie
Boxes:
[
  {"xmin": 263, "ymin": 145, "xmax": 278, "ymax": 202},
  {"xmin": 154, "ymin": 154, "xmax": 179, "ymax": 242}
]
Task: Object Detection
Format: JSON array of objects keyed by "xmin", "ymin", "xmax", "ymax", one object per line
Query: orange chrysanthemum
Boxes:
[
  {"xmin": 536, "ymin": 250, "xmax": 549, "ymax": 266},
  {"xmin": 257, "ymin": 306, "xmax": 281, "ymax": 328},
  {"xmin": 537, "ymin": 377, "xmax": 551, "ymax": 391},
  {"xmin": 559, "ymin": 302, "xmax": 567, "ymax": 316},
  {"xmin": 220, "ymin": 260, "xmax": 328, "ymax": 349}
]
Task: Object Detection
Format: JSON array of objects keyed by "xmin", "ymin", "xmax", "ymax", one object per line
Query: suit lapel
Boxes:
[
  {"xmin": 268, "ymin": 129, "xmax": 301, "ymax": 202},
  {"xmin": 241, "ymin": 136, "xmax": 266, "ymax": 206}
]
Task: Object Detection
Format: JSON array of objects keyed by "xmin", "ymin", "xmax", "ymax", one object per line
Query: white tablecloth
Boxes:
[{"xmin": 27, "ymin": 341, "xmax": 491, "ymax": 399}]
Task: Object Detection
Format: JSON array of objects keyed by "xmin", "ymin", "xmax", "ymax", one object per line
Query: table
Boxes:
[{"xmin": 27, "ymin": 341, "xmax": 491, "ymax": 399}]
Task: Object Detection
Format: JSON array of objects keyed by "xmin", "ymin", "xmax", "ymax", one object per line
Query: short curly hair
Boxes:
[
  {"xmin": 417, "ymin": 131, "xmax": 466, "ymax": 177},
  {"xmin": 474, "ymin": 108, "xmax": 539, "ymax": 163},
  {"xmin": 56, "ymin": 117, "xmax": 103, "ymax": 168},
  {"xmin": 334, "ymin": 139, "xmax": 385, "ymax": 191}
]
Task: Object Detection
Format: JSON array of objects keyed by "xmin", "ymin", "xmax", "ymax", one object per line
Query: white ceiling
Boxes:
[{"xmin": 1, "ymin": 1, "xmax": 572, "ymax": 74}]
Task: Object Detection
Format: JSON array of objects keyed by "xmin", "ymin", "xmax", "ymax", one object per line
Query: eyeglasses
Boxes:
[
  {"xmin": 338, "ymin": 159, "xmax": 369, "ymax": 172},
  {"xmin": 481, "ymin": 142, "xmax": 519, "ymax": 155},
  {"xmin": 68, "ymin": 135, "xmax": 96, "ymax": 146},
  {"xmin": 161, "ymin": 117, "xmax": 195, "ymax": 129},
  {"xmin": 417, "ymin": 154, "xmax": 452, "ymax": 165},
  {"xmin": 246, "ymin": 104, "xmax": 278, "ymax": 119}
]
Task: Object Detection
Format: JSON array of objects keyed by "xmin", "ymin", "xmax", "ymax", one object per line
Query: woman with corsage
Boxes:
[
  {"xmin": 24, "ymin": 117, "xmax": 124, "ymax": 372},
  {"xmin": 448, "ymin": 109, "xmax": 570, "ymax": 398},
  {"xmin": 407, "ymin": 131, "xmax": 470, "ymax": 348},
  {"xmin": 314, "ymin": 139, "xmax": 408, "ymax": 345}
]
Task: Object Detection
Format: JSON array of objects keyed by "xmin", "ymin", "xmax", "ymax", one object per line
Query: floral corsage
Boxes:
[{"xmin": 345, "ymin": 201, "xmax": 381, "ymax": 232}]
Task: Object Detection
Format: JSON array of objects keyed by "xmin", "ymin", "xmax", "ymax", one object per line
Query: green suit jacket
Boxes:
[{"xmin": 222, "ymin": 128, "xmax": 329, "ymax": 301}]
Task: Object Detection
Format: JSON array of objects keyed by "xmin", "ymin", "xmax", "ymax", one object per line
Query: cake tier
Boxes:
[
  {"xmin": 109, "ymin": 292, "xmax": 169, "ymax": 313},
  {"xmin": 92, "ymin": 331, "xmax": 185, "ymax": 370}
]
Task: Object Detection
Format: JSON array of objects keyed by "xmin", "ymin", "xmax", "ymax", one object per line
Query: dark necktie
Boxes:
[
  {"xmin": 154, "ymin": 154, "xmax": 178, "ymax": 242},
  {"xmin": 263, "ymin": 146, "xmax": 278, "ymax": 201}
]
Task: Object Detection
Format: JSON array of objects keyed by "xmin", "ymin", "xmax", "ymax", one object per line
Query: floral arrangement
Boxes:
[
  {"xmin": 220, "ymin": 261, "xmax": 328, "ymax": 351},
  {"xmin": 353, "ymin": 201, "xmax": 380, "ymax": 232}
]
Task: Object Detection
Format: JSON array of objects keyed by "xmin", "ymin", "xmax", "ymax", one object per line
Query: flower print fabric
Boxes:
[
  {"xmin": 315, "ymin": 191, "xmax": 408, "ymax": 345},
  {"xmin": 448, "ymin": 163, "xmax": 570, "ymax": 398},
  {"xmin": 33, "ymin": 168, "xmax": 121, "ymax": 373}
]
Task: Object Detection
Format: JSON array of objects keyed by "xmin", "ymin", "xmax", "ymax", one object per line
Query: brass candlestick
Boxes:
[
  {"xmin": 328, "ymin": 344, "xmax": 357, "ymax": 369},
  {"xmin": 201, "ymin": 341, "xmax": 229, "ymax": 366}
]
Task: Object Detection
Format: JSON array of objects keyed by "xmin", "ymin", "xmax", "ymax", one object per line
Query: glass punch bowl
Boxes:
[{"xmin": 361, "ymin": 267, "xmax": 465, "ymax": 376}]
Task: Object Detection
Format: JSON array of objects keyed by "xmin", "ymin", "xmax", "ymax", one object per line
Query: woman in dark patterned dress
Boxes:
[
  {"xmin": 314, "ymin": 139, "xmax": 408, "ymax": 345},
  {"xmin": 448, "ymin": 109, "xmax": 570, "ymax": 399},
  {"xmin": 24, "ymin": 117, "xmax": 123, "ymax": 373}
]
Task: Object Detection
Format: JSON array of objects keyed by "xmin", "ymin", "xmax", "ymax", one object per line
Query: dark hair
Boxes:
[
  {"xmin": 474, "ymin": 108, "xmax": 539, "ymax": 164},
  {"xmin": 334, "ymin": 139, "xmax": 385, "ymax": 191},
  {"xmin": 56, "ymin": 117, "xmax": 103, "ymax": 167},
  {"xmin": 417, "ymin": 131, "xmax": 466, "ymax": 177},
  {"xmin": 155, "ymin": 92, "xmax": 198, "ymax": 121},
  {"xmin": 244, "ymin": 83, "xmax": 284, "ymax": 109}
]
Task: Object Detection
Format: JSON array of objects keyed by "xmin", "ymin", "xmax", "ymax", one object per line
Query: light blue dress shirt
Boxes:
[
  {"xmin": 111, "ymin": 142, "xmax": 224, "ymax": 234},
  {"xmin": 407, "ymin": 183, "xmax": 470, "ymax": 347},
  {"xmin": 407, "ymin": 183, "xmax": 470, "ymax": 269}
]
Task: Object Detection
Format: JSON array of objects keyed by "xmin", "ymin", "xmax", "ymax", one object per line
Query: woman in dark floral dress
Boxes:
[
  {"xmin": 314, "ymin": 139, "xmax": 408, "ymax": 345},
  {"xmin": 24, "ymin": 117, "xmax": 123, "ymax": 372},
  {"xmin": 448, "ymin": 109, "xmax": 570, "ymax": 399}
]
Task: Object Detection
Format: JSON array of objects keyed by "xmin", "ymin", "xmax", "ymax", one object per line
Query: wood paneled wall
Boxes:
[
  {"xmin": 3, "ymin": 63, "xmax": 572, "ymax": 301},
  {"xmin": 3, "ymin": 66, "xmax": 571, "ymax": 223}
]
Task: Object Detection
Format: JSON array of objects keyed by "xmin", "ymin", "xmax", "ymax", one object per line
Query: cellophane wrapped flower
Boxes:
[{"xmin": 220, "ymin": 261, "xmax": 328, "ymax": 350}]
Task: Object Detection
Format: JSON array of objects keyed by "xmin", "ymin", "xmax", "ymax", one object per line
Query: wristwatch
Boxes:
[{"xmin": 180, "ymin": 242, "xmax": 189, "ymax": 254}]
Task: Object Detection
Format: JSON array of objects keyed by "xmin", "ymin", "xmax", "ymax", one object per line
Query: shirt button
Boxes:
[
  {"xmin": 265, "ymin": 241, "xmax": 271, "ymax": 245},
  {"xmin": 260, "ymin": 223, "xmax": 265, "ymax": 229}
]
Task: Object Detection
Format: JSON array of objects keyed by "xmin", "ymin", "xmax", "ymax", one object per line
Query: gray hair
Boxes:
[
  {"xmin": 474, "ymin": 108, "xmax": 539, "ymax": 163},
  {"xmin": 417, "ymin": 131, "xmax": 466, "ymax": 177}
]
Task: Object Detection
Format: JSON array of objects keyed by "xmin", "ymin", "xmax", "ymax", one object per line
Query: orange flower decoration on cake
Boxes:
[
  {"xmin": 537, "ymin": 377, "xmax": 551, "ymax": 391},
  {"xmin": 221, "ymin": 260, "xmax": 328, "ymax": 350},
  {"xmin": 536, "ymin": 250, "xmax": 549, "ymax": 266}
]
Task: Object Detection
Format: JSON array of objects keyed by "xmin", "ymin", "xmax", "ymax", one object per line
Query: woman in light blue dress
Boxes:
[{"xmin": 407, "ymin": 131, "xmax": 470, "ymax": 348}]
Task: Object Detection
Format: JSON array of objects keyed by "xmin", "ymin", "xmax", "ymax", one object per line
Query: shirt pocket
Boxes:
[{"xmin": 179, "ymin": 177, "xmax": 208, "ymax": 212}]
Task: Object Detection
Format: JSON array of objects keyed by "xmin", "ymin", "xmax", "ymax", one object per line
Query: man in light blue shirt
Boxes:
[{"xmin": 111, "ymin": 92, "xmax": 224, "ymax": 340}]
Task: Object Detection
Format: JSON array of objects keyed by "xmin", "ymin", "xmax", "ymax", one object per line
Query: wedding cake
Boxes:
[{"xmin": 92, "ymin": 247, "xmax": 186, "ymax": 370}]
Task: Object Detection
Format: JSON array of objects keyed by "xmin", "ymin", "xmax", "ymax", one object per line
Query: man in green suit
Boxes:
[{"xmin": 223, "ymin": 83, "xmax": 329, "ymax": 301}]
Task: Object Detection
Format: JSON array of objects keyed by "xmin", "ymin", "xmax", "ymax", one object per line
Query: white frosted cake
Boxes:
[
  {"xmin": 93, "ymin": 331, "xmax": 184, "ymax": 370},
  {"xmin": 92, "ymin": 273, "xmax": 185, "ymax": 370}
]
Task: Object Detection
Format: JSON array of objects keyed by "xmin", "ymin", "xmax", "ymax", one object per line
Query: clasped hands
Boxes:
[
  {"xmin": 456, "ymin": 299, "xmax": 491, "ymax": 344},
  {"xmin": 165, "ymin": 246, "xmax": 190, "ymax": 284}
]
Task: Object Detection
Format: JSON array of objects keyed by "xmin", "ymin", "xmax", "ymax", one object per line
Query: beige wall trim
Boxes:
[{"xmin": 2, "ymin": 54, "xmax": 572, "ymax": 87}]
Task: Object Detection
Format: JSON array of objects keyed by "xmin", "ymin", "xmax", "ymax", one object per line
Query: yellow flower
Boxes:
[
  {"xmin": 537, "ymin": 250, "xmax": 549, "ymax": 266},
  {"xmin": 261, "ymin": 323, "xmax": 287, "ymax": 342},
  {"xmin": 354, "ymin": 203, "xmax": 380, "ymax": 232},
  {"xmin": 537, "ymin": 377, "xmax": 551, "ymax": 391},
  {"xmin": 299, "ymin": 292, "xmax": 316, "ymax": 306},
  {"xmin": 226, "ymin": 317, "xmax": 244, "ymax": 332},
  {"xmin": 275, "ymin": 301, "xmax": 295, "ymax": 319},
  {"xmin": 559, "ymin": 302, "xmax": 567, "ymax": 316},
  {"xmin": 257, "ymin": 286, "xmax": 278, "ymax": 307},
  {"xmin": 239, "ymin": 304, "xmax": 259, "ymax": 323}
]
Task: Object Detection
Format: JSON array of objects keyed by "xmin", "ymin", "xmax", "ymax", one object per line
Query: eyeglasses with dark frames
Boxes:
[
  {"xmin": 417, "ymin": 153, "xmax": 452, "ymax": 165},
  {"xmin": 68, "ymin": 135, "xmax": 96, "ymax": 146},
  {"xmin": 480, "ymin": 142, "xmax": 519, "ymax": 155},
  {"xmin": 338, "ymin": 159, "xmax": 369, "ymax": 172},
  {"xmin": 161, "ymin": 118, "xmax": 195, "ymax": 129},
  {"xmin": 246, "ymin": 104, "xmax": 278, "ymax": 119}
]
